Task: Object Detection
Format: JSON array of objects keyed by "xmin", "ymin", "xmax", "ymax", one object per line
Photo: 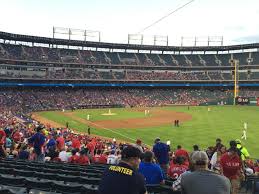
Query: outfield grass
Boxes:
[{"xmin": 38, "ymin": 106, "xmax": 259, "ymax": 158}]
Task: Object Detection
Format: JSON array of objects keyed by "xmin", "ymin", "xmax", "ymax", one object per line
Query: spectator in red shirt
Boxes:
[
  {"xmin": 56, "ymin": 135, "xmax": 65, "ymax": 151},
  {"xmin": 168, "ymin": 156, "xmax": 188, "ymax": 179},
  {"xmin": 0, "ymin": 129, "xmax": 6, "ymax": 146},
  {"xmin": 175, "ymin": 145, "xmax": 189, "ymax": 166},
  {"xmin": 87, "ymin": 141, "xmax": 95, "ymax": 155},
  {"xmin": 72, "ymin": 136, "xmax": 81, "ymax": 150},
  {"xmin": 68, "ymin": 149, "xmax": 79, "ymax": 164},
  {"xmin": 12, "ymin": 129, "xmax": 22, "ymax": 143},
  {"xmin": 78, "ymin": 149, "xmax": 90, "ymax": 165},
  {"xmin": 220, "ymin": 140, "xmax": 244, "ymax": 194},
  {"xmin": 93, "ymin": 150, "xmax": 107, "ymax": 164}
]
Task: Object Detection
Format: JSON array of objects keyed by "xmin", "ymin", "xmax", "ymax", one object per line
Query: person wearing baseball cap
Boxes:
[
  {"xmin": 181, "ymin": 151, "xmax": 231, "ymax": 194},
  {"xmin": 220, "ymin": 141, "xmax": 244, "ymax": 194},
  {"xmin": 99, "ymin": 146, "xmax": 147, "ymax": 194},
  {"xmin": 235, "ymin": 139, "xmax": 249, "ymax": 161}
]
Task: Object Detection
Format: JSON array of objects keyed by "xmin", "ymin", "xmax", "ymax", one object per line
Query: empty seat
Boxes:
[
  {"xmin": 25, "ymin": 177, "xmax": 53, "ymax": 191},
  {"xmin": 56, "ymin": 175, "xmax": 79, "ymax": 183},
  {"xmin": 34, "ymin": 172, "xmax": 57, "ymax": 180},
  {"xmin": 79, "ymin": 177, "xmax": 100, "ymax": 185},
  {"xmin": 14, "ymin": 169, "xmax": 35, "ymax": 177},
  {"xmin": 29, "ymin": 189, "xmax": 62, "ymax": 194},
  {"xmin": 0, "ymin": 185, "xmax": 27, "ymax": 194},
  {"xmin": 52, "ymin": 181, "xmax": 82, "ymax": 194},
  {"xmin": 80, "ymin": 172, "xmax": 102, "ymax": 178},
  {"xmin": 81, "ymin": 184, "xmax": 99, "ymax": 194},
  {"xmin": 0, "ymin": 167, "xmax": 13, "ymax": 175},
  {"xmin": 60, "ymin": 170, "xmax": 80, "ymax": 176},
  {"xmin": 0, "ymin": 174, "xmax": 25, "ymax": 187}
]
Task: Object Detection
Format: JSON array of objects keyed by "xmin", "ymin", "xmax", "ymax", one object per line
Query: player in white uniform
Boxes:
[{"xmin": 241, "ymin": 122, "xmax": 247, "ymax": 140}]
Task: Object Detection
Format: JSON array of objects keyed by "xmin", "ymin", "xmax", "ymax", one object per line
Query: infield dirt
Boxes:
[{"xmin": 32, "ymin": 108, "xmax": 192, "ymax": 129}]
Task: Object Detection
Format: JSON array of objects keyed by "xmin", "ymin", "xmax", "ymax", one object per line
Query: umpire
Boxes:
[{"xmin": 98, "ymin": 146, "xmax": 147, "ymax": 194}]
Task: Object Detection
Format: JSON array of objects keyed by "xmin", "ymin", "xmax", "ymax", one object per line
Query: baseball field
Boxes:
[{"xmin": 32, "ymin": 106, "xmax": 259, "ymax": 158}]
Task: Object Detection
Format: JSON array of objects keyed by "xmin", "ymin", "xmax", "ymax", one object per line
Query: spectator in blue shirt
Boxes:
[
  {"xmin": 139, "ymin": 151, "xmax": 165, "ymax": 185},
  {"xmin": 152, "ymin": 138, "xmax": 170, "ymax": 173},
  {"xmin": 28, "ymin": 126, "xmax": 46, "ymax": 162},
  {"xmin": 18, "ymin": 144, "xmax": 29, "ymax": 160}
]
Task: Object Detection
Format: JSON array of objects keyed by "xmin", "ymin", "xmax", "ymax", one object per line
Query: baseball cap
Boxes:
[
  {"xmin": 121, "ymin": 146, "xmax": 141, "ymax": 159},
  {"xmin": 191, "ymin": 151, "xmax": 209, "ymax": 165}
]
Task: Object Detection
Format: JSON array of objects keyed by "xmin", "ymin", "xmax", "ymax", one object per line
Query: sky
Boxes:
[{"xmin": 0, "ymin": 0, "xmax": 259, "ymax": 46}]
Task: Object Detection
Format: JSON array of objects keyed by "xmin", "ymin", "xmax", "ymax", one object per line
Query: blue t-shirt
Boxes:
[
  {"xmin": 28, "ymin": 132, "xmax": 46, "ymax": 154},
  {"xmin": 152, "ymin": 142, "xmax": 170, "ymax": 165},
  {"xmin": 138, "ymin": 162, "xmax": 164, "ymax": 185},
  {"xmin": 18, "ymin": 150, "xmax": 29, "ymax": 160},
  {"xmin": 47, "ymin": 138, "xmax": 56, "ymax": 149}
]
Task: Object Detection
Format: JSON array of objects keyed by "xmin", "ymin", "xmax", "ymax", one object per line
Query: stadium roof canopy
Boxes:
[{"xmin": 1, "ymin": 31, "xmax": 259, "ymax": 52}]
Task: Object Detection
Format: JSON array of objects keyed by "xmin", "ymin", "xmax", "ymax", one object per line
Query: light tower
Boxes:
[{"xmin": 231, "ymin": 59, "xmax": 239, "ymax": 105}]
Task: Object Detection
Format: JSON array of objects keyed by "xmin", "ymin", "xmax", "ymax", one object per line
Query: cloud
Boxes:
[
  {"xmin": 233, "ymin": 35, "xmax": 259, "ymax": 43},
  {"xmin": 224, "ymin": 25, "xmax": 246, "ymax": 32}
]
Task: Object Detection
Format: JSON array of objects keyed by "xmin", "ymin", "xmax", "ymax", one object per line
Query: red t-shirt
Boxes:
[
  {"xmin": 93, "ymin": 154, "xmax": 107, "ymax": 164},
  {"xmin": 56, "ymin": 137, "xmax": 65, "ymax": 150},
  {"xmin": 68, "ymin": 155, "xmax": 80, "ymax": 163},
  {"xmin": 175, "ymin": 149, "xmax": 189, "ymax": 160},
  {"xmin": 220, "ymin": 152, "xmax": 242, "ymax": 179},
  {"xmin": 0, "ymin": 130, "xmax": 6, "ymax": 145},
  {"xmin": 87, "ymin": 142, "xmax": 95, "ymax": 154},
  {"xmin": 12, "ymin": 131, "xmax": 22, "ymax": 142},
  {"xmin": 167, "ymin": 163, "xmax": 188, "ymax": 179},
  {"xmin": 78, "ymin": 155, "xmax": 90, "ymax": 165},
  {"xmin": 72, "ymin": 138, "xmax": 81, "ymax": 149}
]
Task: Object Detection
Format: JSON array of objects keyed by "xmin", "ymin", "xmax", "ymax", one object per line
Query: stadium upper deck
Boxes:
[{"xmin": 0, "ymin": 31, "xmax": 259, "ymax": 85}]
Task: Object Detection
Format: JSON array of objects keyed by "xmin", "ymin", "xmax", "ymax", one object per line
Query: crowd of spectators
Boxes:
[
  {"xmin": 1, "ymin": 43, "xmax": 259, "ymax": 68},
  {"xmin": 2, "ymin": 67, "xmax": 255, "ymax": 81},
  {"xmin": 0, "ymin": 88, "xmax": 236, "ymax": 114},
  {"xmin": 0, "ymin": 110, "xmax": 257, "ymax": 194}
]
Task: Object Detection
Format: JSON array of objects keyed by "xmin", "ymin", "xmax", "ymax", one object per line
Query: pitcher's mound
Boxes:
[
  {"xmin": 101, "ymin": 113, "xmax": 117, "ymax": 116},
  {"xmin": 101, "ymin": 109, "xmax": 117, "ymax": 116}
]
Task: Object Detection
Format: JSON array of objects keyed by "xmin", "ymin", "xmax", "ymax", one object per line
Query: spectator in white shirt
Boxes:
[
  {"xmin": 59, "ymin": 148, "xmax": 69, "ymax": 162},
  {"xmin": 107, "ymin": 150, "xmax": 119, "ymax": 164}
]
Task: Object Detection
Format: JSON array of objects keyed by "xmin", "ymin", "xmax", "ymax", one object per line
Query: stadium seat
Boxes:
[
  {"xmin": 52, "ymin": 181, "xmax": 82, "ymax": 194},
  {"xmin": 0, "ymin": 174, "xmax": 25, "ymax": 187},
  {"xmin": 60, "ymin": 170, "xmax": 80, "ymax": 176},
  {"xmin": 0, "ymin": 167, "xmax": 12, "ymax": 175},
  {"xmin": 56, "ymin": 174, "xmax": 79, "ymax": 183},
  {"xmin": 81, "ymin": 184, "xmax": 99, "ymax": 194},
  {"xmin": 78, "ymin": 177, "xmax": 101, "ymax": 185},
  {"xmin": 25, "ymin": 177, "xmax": 53, "ymax": 191},
  {"xmin": 252, "ymin": 180, "xmax": 259, "ymax": 194},
  {"xmin": 34, "ymin": 172, "xmax": 57, "ymax": 180},
  {"xmin": 13, "ymin": 169, "xmax": 35, "ymax": 177},
  {"xmin": 29, "ymin": 189, "xmax": 62, "ymax": 194},
  {"xmin": 146, "ymin": 184, "xmax": 180, "ymax": 194},
  {"xmin": 0, "ymin": 185, "xmax": 27, "ymax": 194}
]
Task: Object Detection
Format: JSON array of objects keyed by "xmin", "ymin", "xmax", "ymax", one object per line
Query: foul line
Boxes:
[
  {"xmin": 87, "ymin": 120, "xmax": 151, "ymax": 147},
  {"xmin": 87, "ymin": 120, "xmax": 136, "ymax": 142}
]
